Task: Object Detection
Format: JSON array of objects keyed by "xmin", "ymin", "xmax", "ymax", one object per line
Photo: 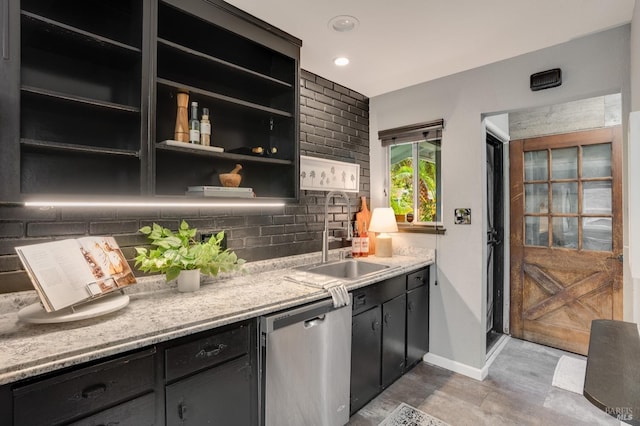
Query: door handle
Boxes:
[{"xmin": 608, "ymin": 254, "xmax": 623, "ymax": 263}]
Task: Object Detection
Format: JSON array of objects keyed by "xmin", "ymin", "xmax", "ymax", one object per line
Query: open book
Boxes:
[{"xmin": 16, "ymin": 237, "xmax": 137, "ymax": 312}]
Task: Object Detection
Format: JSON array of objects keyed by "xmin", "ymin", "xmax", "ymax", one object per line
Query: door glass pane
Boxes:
[
  {"xmin": 551, "ymin": 147, "xmax": 578, "ymax": 179},
  {"xmin": 583, "ymin": 144, "xmax": 611, "ymax": 178},
  {"xmin": 524, "ymin": 150, "xmax": 547, "ymax": 181},
  {"xmin": 551, "ymin": 182, "xmax": 578, "ymax": 213},
  {"xmin": 583, "ymin": 217, "xmax": 612, "ymax": 251},
  {"xmin": 582, "ymin": 181, "xmax": 612, "ymax": 215},
  {"xmin": 525, "ymin": 216, "xmax": 548, "ymax": 247},
  {"xmin": 525, "ymin": 183, "xmax": 548, "ymax": 213},
  {"xmin": 552, "ymin": 217, "xmax": 578, "ymax": 248}
]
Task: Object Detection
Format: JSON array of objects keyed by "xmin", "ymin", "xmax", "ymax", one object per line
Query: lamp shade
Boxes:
[{"xmin": 368, "ymin": 207, "xmax": 398, "ymax": 233}]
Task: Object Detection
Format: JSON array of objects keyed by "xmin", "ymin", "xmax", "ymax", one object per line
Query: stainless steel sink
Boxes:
[{"xmin": 298, "ymin": 259, "xmax": 389, "ymax": 280}]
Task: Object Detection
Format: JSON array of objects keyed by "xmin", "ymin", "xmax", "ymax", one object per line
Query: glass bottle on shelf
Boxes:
[
  {"xmin": 200, "ymin": 107, "xmax": 211, "ymax": 146},
  {"xmin": 189, "ymin": 101, "xmax": 200, "ymax": 144}
]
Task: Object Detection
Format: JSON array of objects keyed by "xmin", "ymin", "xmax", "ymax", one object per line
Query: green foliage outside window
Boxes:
[{"xmin": 390, "ymin": 141, "xmax": 439, "ymax": 223}]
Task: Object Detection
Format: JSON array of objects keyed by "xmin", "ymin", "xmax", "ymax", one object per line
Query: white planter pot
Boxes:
[{"xmin": 177, "ymin": 269, "xmax": 200, "ymax": 292}]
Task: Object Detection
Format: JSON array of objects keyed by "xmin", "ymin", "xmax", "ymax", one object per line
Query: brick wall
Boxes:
[{"xmin": 0, "ymin": 70, "xmax": 370, "ymax": 293}]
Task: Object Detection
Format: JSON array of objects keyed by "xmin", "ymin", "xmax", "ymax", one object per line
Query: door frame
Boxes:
[{"xmin": 484, "ymin": 119, "xmax": 511, "ymax": 342}]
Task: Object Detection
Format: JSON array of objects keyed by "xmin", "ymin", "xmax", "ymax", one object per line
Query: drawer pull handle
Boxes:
[
  {"xmin": 178, "ymin": 402, "xmax": 188, "ymax": 420},
  {"xmin": 197, "ymin": 343, "xmax": 227, "ymax": 358},
  {"xmin": 82, "ymin": 383, "xmax": 107, "ymax": 399}
]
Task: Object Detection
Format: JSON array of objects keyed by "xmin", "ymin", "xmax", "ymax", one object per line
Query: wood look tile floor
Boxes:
[{"xmin": 348, "ymin": 337, "xmax": 619, "ymax": 426}]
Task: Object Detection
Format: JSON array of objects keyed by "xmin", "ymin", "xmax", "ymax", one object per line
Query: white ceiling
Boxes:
[{"xmin": 224, "ymin": 0, "xmax": 635, "ymax": 97}]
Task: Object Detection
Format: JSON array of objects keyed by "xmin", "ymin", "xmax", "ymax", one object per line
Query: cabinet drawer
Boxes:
[
  {"xmin": 165, "ymin": 324, "xmax": 249, "ymax": 382},
  {"xmin": 352, "ymin": 275, "xmax": 405, "ymax": 315},
  {"xmin": 407, "ymin": 268, "xmax": 429, "ymax": 290},
  {"xmin": 13, "ymin": 349, "xmax": 156, "ymax": 426},
  {"xmin": 69, "ymin": 392, "xmax": 156, "ymax": 426}
]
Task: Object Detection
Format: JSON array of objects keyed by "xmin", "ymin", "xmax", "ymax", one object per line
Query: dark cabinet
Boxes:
[
  {"xmin": 350, "ymin": 306, "xmax": 381, "ymax": 414},
  {"xmin": 349, "ymin": 266, "xmax": 430, "ymax": 415},
  {"xmin": 407, "ymin": 284, "xmax": 430, "ymax": 368},
  {"xmin": 165, "ymin": 355, "xmax": 253, "ymax": 426},
  {"xmin": 0, "ymin": 0, "xmax": 147, "ymax": 199},
  {"xmin": 153, "ymin": 0, "xmax": 300, "ymax": 199},
  {"xmin": 12, "ymin": 348, "xmax": 156, "ymax": 426},
  {"xmin": 0, "ymin": 0, "xmax": 300, "ymax": 201},
  {"xmin": 381, "ymin": 294, "xmax": 407, "ymax": 388},
  {"xmin": 1, "ymin": 319, "xmax": 257, "ymax": 426},
  {"xmin": 163, "ymin": 320, "xmax": 257, "ymax": 426}
]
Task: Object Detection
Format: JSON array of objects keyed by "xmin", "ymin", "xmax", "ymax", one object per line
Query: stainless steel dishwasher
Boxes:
[{"xmin": 260, "ymin": 298, "xmax": 352, "ymax": 426}]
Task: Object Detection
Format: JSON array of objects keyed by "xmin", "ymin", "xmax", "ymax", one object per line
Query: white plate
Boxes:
[{"xmin": 18, "ymin": 293, "xmax": 130, "ymax": 324}]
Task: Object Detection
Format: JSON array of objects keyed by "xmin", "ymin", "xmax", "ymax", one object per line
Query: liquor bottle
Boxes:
[
  {"xmin": 360, "ymin": 220, "xmax": 369, "ymax": 257},
  {"xmin": 351, "ymin": 221, "xmax": 361, "ymax": 258},
  {"xmin": 200, "ymin": 107, "xmax": 211, "ymax": 146},
  {"xmin": 189, "ymin": 101, "xmax": 200, "ymax": 144},
  {"xmin": 356, "ymin": 196, "xmax": 375, "ymax": 255}
]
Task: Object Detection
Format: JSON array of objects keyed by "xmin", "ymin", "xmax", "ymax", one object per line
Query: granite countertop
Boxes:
[{"xmin": 0, "ymin": 247, "xmax": 434, "ymax": 386}]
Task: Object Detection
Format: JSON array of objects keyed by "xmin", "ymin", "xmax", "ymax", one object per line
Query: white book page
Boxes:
[{"xmin": 16, "ymin": 240, "xmax": 95, "ymax": 310}]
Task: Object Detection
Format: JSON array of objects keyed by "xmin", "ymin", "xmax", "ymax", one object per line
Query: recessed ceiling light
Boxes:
[
  {"xmin": 328, "ymin": 15, "xmax": 359, "ymax": 32},
  {"xmin": 334, "ymin": 57, "xmax": 350, "ymax": 66}
]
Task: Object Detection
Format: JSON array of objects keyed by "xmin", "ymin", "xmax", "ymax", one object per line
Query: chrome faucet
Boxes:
[{"xmin": 322, "ymin": 190, "xmax": 352, "ymax": 263}]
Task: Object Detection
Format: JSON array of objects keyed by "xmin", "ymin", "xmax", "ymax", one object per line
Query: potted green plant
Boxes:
[{"xmin": 134, "ymin": 220, "xmax": 245, "ymax": 292}]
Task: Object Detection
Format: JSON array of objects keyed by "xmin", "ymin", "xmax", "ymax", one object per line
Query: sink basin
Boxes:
[{"xmin": 298, "ymin": 259, "xmax": 389, "ymax": 280}]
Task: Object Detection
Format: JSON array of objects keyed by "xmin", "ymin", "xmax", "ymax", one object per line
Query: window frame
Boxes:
[{"xmin": 378, "ymin": 119, "xmax": 445, "ymax": 233}]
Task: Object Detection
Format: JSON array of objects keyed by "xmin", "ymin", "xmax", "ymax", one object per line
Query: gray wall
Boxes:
[
  {"xmin": 370, "ymin": 24, "xmax": 631, "ymax": 373},
  {"xmin": 0, "ymin": 70, "xmax": 370, "ymax": 293}
]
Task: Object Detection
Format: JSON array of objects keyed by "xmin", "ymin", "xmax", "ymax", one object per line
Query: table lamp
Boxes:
[{"xmin": 368, "ymin": 207, "xmax": 398, "ymax": 257}]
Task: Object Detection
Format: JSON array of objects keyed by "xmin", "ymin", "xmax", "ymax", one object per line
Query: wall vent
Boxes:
[{"xmin": 530, "ymin": 68, "xmax": 562, "ymax": 91}]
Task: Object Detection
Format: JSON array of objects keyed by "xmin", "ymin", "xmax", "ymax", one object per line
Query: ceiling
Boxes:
[{"xmin": 224, "ymin": 0, "xmax": 635, "ymax": 97}]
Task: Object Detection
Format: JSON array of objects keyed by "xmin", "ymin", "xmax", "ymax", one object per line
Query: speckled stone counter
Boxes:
[{"xmin": 0, "ymin": 248, "xmax": 433, "ymax": 386}]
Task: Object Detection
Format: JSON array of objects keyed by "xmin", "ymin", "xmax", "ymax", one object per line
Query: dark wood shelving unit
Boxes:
[
  {"xmin": 0, "ymin": 0, "xmax": 300, "ymax": 202},
  {"xmin": 153, "ymin": 0, "xmax": 300, "ymax": 199}
]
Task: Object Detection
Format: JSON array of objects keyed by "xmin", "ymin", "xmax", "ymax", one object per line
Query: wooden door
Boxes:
[{"xmin": 510, "ymin": 127, "xmax": 622, "ymax": 355}]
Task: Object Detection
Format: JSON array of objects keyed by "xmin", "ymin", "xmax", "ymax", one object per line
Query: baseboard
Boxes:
[
  {"xmin": 422, "ymin": 335, "xmax": 510, "ymax": 381},
  {"xmin": 422, "ymin": 352, "xmax": 487, "ymax": 381}
]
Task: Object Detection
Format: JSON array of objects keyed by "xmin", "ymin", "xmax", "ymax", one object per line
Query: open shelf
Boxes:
[
  {"xmin": 22, "ymin": 139, "xmax": 140, "ymax": 158},
  {"xmin": 21, "ymin": 11, "xmax": 140, "ymax": 54},
  {"xmin": 21, "ymin": 0, "xmax": 142, "ymax": 48},
  {"xmin": 156, "ymin": 141, "xmax": 292, "ymax": 165},
  {"xmin": 21, "ymin": 86, "xmax": 141, "ymax": 114},
  {"xmin": 156, "ymin": 78, "xmax": 291, "ymax": 118}
]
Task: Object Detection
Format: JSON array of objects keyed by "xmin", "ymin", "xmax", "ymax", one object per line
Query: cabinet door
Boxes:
[
  {"xmin": 406, "ymin": 285, "xmax": 430, "ymax": 368},
  {"xmin": 381, "ymin": 294, "xmax": 406, "ymax": 388},
  {"xmin": 165, "ymin": 355, "xmax": 253, "ymax": 426},
  {"xmin": 350, "ymin": 306, "xmax": 381, "ymax": 415}
]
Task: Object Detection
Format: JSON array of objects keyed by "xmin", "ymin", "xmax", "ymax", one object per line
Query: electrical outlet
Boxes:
[{"xmin": 200, "ymin": 232, "xmax": 227, "ymax": 251}]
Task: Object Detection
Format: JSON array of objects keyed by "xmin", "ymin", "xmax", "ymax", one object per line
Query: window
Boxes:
[{"xmin": 379, "ymin": 120, "xmax": 443, "ymax": 226}]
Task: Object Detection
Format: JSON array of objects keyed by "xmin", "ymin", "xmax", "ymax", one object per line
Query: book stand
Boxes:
[{"xmin": 18, "ymin": 291, "xmax": 130, "ymax": 324}]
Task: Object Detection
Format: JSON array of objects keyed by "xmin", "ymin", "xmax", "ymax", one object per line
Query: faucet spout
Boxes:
[{"xmin": 322, "ymin": 190, "xmax": 352, "ymax": 263}]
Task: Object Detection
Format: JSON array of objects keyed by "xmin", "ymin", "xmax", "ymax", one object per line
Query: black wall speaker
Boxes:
[{"xmin": 530, "ymin": 68, "xmax": 562, "ymax": 91}]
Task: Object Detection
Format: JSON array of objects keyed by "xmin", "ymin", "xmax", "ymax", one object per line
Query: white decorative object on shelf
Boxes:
[
  {"xmin": 300, "ymin": 155, "xmax": 359, "ymax": 192},
  {"xmin": 159, "ymin": 140, "xmax": 224, "ymax": 153}
]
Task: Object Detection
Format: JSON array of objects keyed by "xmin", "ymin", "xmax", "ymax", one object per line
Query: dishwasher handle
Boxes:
[
  {"xmin": 261, "ymin": 297, "xmax": 348, "ymax": 333},
  {"xmin": 304, "ymin": 314, "xmax": 326, "ymax": 328}
]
